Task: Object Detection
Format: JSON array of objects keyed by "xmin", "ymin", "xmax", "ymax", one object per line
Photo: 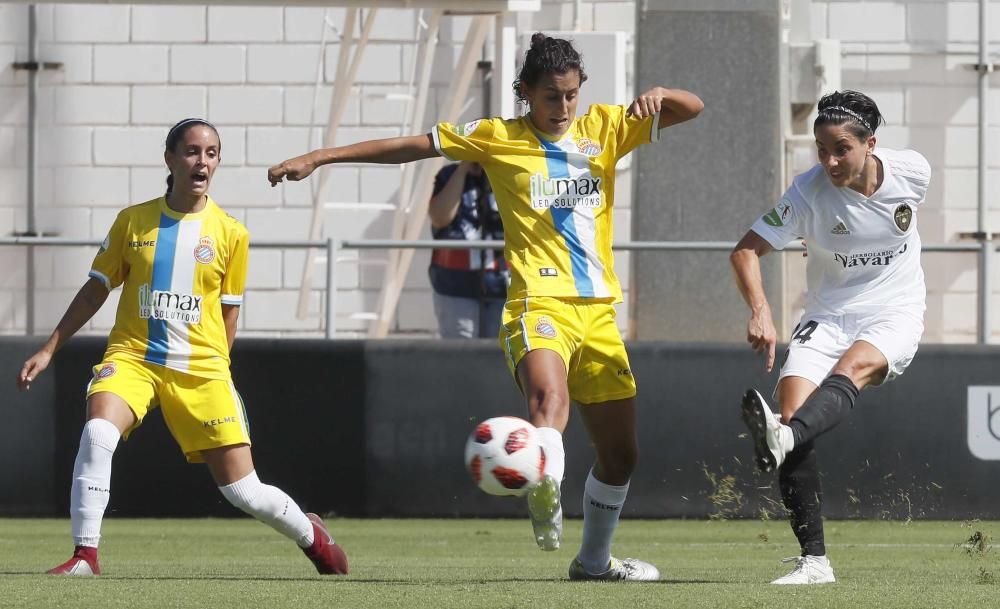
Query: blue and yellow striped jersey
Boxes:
[
  {"xmin": 89, "ymin": 196, "xmax": 248, "ymax": 380},
  {"xmin": 433, "ymin": 104, "xmax": 658, "ymax": 302}
]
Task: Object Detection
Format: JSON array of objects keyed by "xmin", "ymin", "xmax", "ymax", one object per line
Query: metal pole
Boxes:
[
  {"xmin": 976, "ymin": 0, "xmax": 991, "ymax": 344},
  {"xmin": 325, "ymin": 238, "xmax": 338, "ymax": 339},
  {"xmin": 977, "ymin": 0, "xmax": 989, "ymax": 237},
  {"xmin": 25, "ymin": 4, "xmax": 39, "ymax": 336},
  {"xmin": 981, "ymin": 240, "xmax": 993, "ymax": 345}
]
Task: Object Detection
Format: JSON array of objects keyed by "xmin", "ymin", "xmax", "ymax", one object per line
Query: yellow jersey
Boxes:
[
  {"xmin": 89, "ymin": 196, "xmax": 249, "ymax": 380},
  {"xmin": 433, "ymin": 104, "xmax": 659, "ymax": 302}
]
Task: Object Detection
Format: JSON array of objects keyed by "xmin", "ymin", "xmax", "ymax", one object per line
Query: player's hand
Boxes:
[
  {"xmin": 268, "ymin": 152, "xmax": 318, "ymax": 186},
  {"xmin": 747, "ymin": 312, "xmax": 777, "ymax": 372},
  {"xmin": 627, "ymin": 87, "xmax": 665, "ymax": 120},
  {"xmin": 17, "ymin": 350, "xmax": 52, "ymax": 392}
]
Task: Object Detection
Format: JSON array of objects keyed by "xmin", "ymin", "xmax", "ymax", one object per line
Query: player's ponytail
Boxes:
[
  {"xmin": 512, "ymin": 33, "xmax": 587, "ymax": 104},
  {"xmin": 814, "ymin": 90, "xmax": 884, "ymax": 140},
  {"xmin": 164, "ymin": 118, "xmax": 221, "ymax": 195}
]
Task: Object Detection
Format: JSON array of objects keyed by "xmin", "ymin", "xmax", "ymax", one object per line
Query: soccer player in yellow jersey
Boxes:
[
  {"xmin": 17, "ymin": 119, "xmax": 347, "ymax": 577},
  {"xmin": 269, "ymin": 33, "xmax": 703, "ymax": 581}
]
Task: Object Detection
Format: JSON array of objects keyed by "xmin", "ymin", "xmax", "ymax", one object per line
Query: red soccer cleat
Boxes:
[
  {"xmin": 302, "ymin": 513, "xmax": 348, "ymax": 575},
  {"xmin": 46, "ymin": 546, "xmax": 100, "ymax": 576}
]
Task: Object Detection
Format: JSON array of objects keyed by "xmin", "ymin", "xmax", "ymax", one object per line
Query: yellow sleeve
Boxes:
[
  {"xmin": 431, "ymin": 118, "xmax": 497, "ymax": 163},
  {"xmin": 221, "ymin": 225, "xmax": 249, "ymax": 306},
  {"xmin": 88, "ymin": 211, "xmax": 129, "ymax": 290},
  {"xmin": 593, "ymin": 104, "xmax": 660, "ymax": 160}
]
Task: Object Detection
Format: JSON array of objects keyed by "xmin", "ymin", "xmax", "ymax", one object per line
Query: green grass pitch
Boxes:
[{"xmin": 1, "ymin": 518, "xmax": 997, "ymax": 609}]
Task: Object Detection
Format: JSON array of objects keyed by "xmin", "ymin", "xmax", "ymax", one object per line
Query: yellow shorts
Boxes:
[
  {"xmin": 499, "ymin": 296, "xmax": 637, "ymax": 405},
  {"xmin": 86, "ymin": 355, "xmax": 251, "ymax": 463}
]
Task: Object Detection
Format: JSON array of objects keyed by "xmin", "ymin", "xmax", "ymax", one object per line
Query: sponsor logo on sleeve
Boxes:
[
  {"xmin": 762, "ymin": 200, "xmax": 793, "ymax": 227},
  {"xmin": 454, "ymin": 120, "xmax": 481, "ymax": 137},
  {"xmin": 894, "ymin": 203, "xmax": 913, "ymax": 232},
  {"xmin": 539, "ymin": 268, "xmax": 558, "ymax": 277},
  {"xmin": 534, "ymin": 316, "xmax": 558, "ymax": 339},
  {"xmin": 99, "ymin": 234, "xmax": 110, "ymax": 254},
  {"xmin": 194, "ymin": 236, "xmax": 216, "ymax": 264}
]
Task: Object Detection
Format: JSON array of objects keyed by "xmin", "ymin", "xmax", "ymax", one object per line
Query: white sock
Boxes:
[
  {"xmin": 535, "ymin": 427, "xmax": 565, "ymax": 485},
  {"xmin": 577, "ymin": 470, "xmax": 629, "ymax": 574},
  {"xmin": 218, "ymin": 471, "xmax": 314, "ymax": 548},
  {"xmin": 70, "ymin": 419, "xmax": 121, "ymax": 548}
]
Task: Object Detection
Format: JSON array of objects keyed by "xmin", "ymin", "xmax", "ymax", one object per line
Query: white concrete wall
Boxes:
[
  {"xmin": 0, "ymin": 1, "xmax": 996, "ymax": 342},
  {"xmin": 807, "ymin": 0, "xmax": 1000, "ymax": 342}
]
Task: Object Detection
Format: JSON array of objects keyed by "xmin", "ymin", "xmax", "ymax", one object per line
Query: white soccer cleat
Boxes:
[
  {"xmin": 527, "ymin": 474, "xmax": 562, "ymax": 551},
  {"xmin": 771, "ymin": 555, "xmax": 836, "ymax": 584},
  {"xmin": 741, "ymin": 388, "xmax": 794, "ymax": 472},
  {"xmin": 568, "ymin": 556, "xmax": 660, "ymax": 582}
]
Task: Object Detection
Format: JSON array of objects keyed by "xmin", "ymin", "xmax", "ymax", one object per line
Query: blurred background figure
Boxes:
[{"xmin": 427, "ymin": 161, "xmax": 508, "ymax": 339}]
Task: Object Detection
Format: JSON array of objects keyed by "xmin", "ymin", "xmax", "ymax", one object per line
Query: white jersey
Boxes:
[{"xmin": 751, "ymin": 148, "xmax": 930, "ymax": 318}]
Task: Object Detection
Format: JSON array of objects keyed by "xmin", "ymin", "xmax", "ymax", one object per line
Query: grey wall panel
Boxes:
[
  {"xmin": 4, "ymin": 338, "xmax": 999, "ymax": 519},
  {"xmin": 47, "ymin": 337, "xmax": 367, "ymax": 518},
  {"xmin": 633, "ymin": 3, "xmax": 785, "ymax": 341},
  {"xmin": 0, "ymin": 339, "xmax": 56, "ymax": 515}
]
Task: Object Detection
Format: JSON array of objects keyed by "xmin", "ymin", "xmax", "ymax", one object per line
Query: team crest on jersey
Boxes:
[
  {"xmin": 95, "ymin": 362, "xmax": 117, "ymax": 380},
  {"xmin": 454, "ymin": 120, "xmax": 481, "ymax": 137},
  {"xmin": 894, "ymin": 203, "xmax": 913, "ymax": 232},
  {"xmin": 535, "ymin": 316, "xmax": 558, "ymax": 339},
  {"xmin": 576, "ymin": 138, "xmax": 602, "ymax": 156},
  {"xmin": 194, "ymin": 236, "xmax": 215, "ymax": 264},
  {"xmin": 763, "ymin": 200, "xmax": 793, "ymax": 227}
]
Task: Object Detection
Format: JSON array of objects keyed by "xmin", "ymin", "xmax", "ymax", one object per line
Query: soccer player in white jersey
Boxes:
[
  {"xmin": 269, "ymin": 33, "xmax": 703, "ymax": 581},
  {"xmin": 16, "ymin": 119, "xmax": 347, "ymax": 577},
  {"xmin": 731, "ymin": 90, "xmax": 930, "ymax": 584}
]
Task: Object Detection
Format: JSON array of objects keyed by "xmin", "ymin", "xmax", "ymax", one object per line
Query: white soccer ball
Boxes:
[{"xmin": 464, "ymin": 416, "xmax": 545, "ymax": 497}]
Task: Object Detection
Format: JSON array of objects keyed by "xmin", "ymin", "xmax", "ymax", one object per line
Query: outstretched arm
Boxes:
[
  {"xmin": 627, "ymin": 87, "xmax": 704, "ymax": 129},
  {"xmin": 17, "ymin": 277, "xmax": 109, "ymax": 391},
  {"xmin": 730, "ymin": 230, "xmax": 777, "ymax": 372},
  {"xmin": 268, "ymin": 133, "xmax": 440, "ymax": 186}
]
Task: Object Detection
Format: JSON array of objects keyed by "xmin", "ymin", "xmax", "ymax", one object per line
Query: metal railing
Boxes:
[{"xmin": 1, "ymin": 237, "xmax": 996, "ymax": 342}]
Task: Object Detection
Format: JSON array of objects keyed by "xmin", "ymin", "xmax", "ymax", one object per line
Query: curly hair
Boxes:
[{"xmin": 512, "ymin": 33, "xmax": 588, "ymax": 103}]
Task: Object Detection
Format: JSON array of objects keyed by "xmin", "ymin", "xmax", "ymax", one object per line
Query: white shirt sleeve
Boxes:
[
  {"xmin": 749, "ymin": 184, "xmax": 808, "ymax": 250},
  {"xmin": 887, "ymin": 149, "xmax": 932, "ymax": 205}
]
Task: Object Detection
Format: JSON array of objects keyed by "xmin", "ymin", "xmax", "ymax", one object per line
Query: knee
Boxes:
[
  {"xmin": 218, "ymin": 472, "xmax": 270, "ymax": 520},
  {"xmin": 526, "ymin": 386, "xmax": 570, "ymax": 425},
  {"xmin": 830, "ymin": 361, "xmax": 882, "ymax": 388}
]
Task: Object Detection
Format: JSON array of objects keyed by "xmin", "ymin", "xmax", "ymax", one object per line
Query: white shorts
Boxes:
[{"xmin": 778, "ymin": 309, "xmax": 924, "ymax": 388}]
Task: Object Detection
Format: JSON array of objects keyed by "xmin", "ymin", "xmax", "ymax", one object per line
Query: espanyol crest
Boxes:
[
  {"xmin": 194, "ymin": 236, "xmax": 216, "ymax": 264},
  {"xmin": 535, "ymin": 316, "xmax": 557, "ymax": 339}
]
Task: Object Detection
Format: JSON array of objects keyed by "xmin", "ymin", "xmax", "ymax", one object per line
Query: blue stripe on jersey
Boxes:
[
  {"xmin": 536, "ymin": 137, "xmax": 594, "ymax": 297},
  {"xmin": 145, "ymin": 214, "xmax": 180, "ymax": 366}
]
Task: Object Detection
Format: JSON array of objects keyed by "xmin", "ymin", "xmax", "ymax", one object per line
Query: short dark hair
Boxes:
[
  {"xmin": 164, "ymin": 118, "xmax": 221, "ymax": 195},
  {"xmin": 814, "ymin": 90, "xmax": 885, "ymax": 140},
  {"xmin": 512, "ymin": 33, "xmax": 588, "ymax": 104}
]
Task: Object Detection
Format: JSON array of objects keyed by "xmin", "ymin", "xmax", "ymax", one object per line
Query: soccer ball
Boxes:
[{"xmin": 464, "ymin": 416, "xmax": 546, "ymax": 497}]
